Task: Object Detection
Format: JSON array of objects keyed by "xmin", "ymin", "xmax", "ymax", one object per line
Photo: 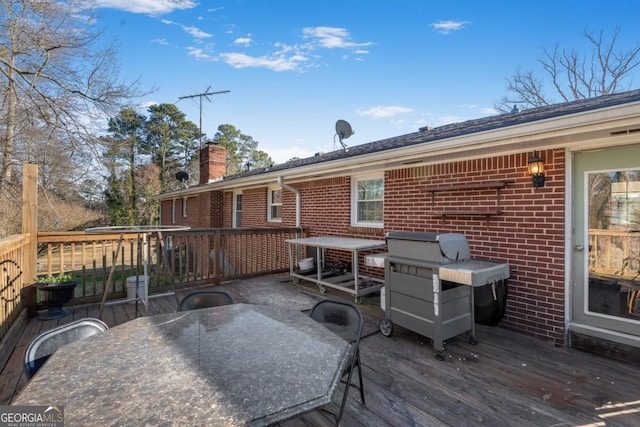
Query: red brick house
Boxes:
[{"xmin": 157, "ymin": 90, "xmax": 640, "ymax": 357}]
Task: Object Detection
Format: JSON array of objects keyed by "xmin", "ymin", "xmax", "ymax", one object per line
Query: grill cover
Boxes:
[{"xmin": 385, "ymin": 231, "xmax": 470, "ymax": 264}]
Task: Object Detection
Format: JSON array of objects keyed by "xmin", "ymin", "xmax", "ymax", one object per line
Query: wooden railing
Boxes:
[
  {"xmin": 0, "ymin": 227, "xmax": 306, "ymax": 343},
  {"xmin": 589, "ymin": 229, "xmax": 640, "ymax": 278},
  {"xmin": 0, "ymin": 235, "xmax": 30, "ymax": 340}
]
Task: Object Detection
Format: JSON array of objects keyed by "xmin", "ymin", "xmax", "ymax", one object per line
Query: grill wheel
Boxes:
[{"xmin": 379, "ymin": 318, "xmax": 393, "ymax": 337}]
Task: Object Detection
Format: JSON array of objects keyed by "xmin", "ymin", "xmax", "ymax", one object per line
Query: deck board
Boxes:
[{"xmin": 2, "ymin": 274, "xmax": 640, "ymax": 427}]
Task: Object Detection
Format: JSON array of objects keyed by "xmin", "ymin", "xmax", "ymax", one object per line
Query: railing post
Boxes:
[{"xmin": 22, "ymin": 163, "xmax": 38, "ymax": 286}]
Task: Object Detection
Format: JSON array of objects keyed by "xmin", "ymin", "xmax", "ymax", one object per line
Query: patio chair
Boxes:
[
  {"xmin": 23, "ymin": 318, "xmax": 109, "ymax": 379},
  {"xmin": 309, "ymin": 299, "xmax": 365, "ymax": 425},
  {"xmin": 177, "ymin": 290, "xmax": 234, "ymax": 312}
]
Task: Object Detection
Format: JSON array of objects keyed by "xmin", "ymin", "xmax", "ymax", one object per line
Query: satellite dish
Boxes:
[
  {"xmin": 336, "ymin": 120, "xmax": 354, "ymax": 140},
  {"xmin": 335, "ymin": 120, "xmax": 354, "ymax": 151},
  {"xmin": 175, "ymin": 171, "xmax": 189, "ymax": 184}
]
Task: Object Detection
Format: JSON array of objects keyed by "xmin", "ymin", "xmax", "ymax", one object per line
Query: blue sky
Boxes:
[{"xmin": 94, "ymin": 1, "xmax": 640, "ymax": 163}]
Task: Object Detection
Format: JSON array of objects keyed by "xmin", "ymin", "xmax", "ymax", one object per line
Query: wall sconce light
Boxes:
[{"xmin": 528, "ymin": 151, "xmax": 545, "ymax": 188}]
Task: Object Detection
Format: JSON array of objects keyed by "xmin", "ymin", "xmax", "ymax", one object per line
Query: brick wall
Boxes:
[
  {"xmin": 277, "ymin": 149, "xmax": 566, "ymax": 345},
  {"xmin": 222, "ymin": 192, "xmax": 234, "ymax": 228},
  {"xmin": 162, "ymin": 148, "xmax": 566, "ymax": 345},
  {"xmin": 241, "ymin": 187, "xmax": 272, "ymax": 228},
  {"xmin": 160, "ymin": 191, "xmax": 224, "ymax": 228},
  {"xmin": 382, "ymin": 149, "xmax": 565, "ymax": 345}
]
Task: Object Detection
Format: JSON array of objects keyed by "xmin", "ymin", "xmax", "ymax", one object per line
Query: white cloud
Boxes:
[
  {"xmin": 265, "ymin": 145, "xmax": 316, "ymax": 164},
  {"xmin": 161, "ymin": 19, "xmax": 211, "ymax": 40},
  {"xmin": 302, "ymin": 27, "xmax": 373, "ymax": 50},
  {"xmin": 93, "ymin": 0, "xmax": 197, "ymax": 15},
  {"xmin": 183, "ymin": 25, "xmax": 212, "ymax": 39},
  {"xmin": 216, "ymin": 26, "xmax": 371, "ymax": 72},
  {"xmin": 219, "ymin": 52, "xmax": 309, "ymax": 72},
  {"xmin": 234, "ymin": 37, "xmax": 253, "ymax": 47},
  {"xmin": 357, "ymin": 106, "xmax": 414, "ymax": 119},
  {"xmin": 186, "ymin": 47, "xmax": 217, "ymax": 61},
  {"xmin": 430, "ymin": 20, "xmax": 469, "ymax": 34}
]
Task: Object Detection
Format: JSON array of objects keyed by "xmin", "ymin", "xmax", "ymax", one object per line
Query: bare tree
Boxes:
[
  {"xmin": 495, "ymin": 27, "xmax": 640, "ymax": 112},
  {"xmin": 0, "ymin": 0, "xmax": 142, "ymax": 189}
]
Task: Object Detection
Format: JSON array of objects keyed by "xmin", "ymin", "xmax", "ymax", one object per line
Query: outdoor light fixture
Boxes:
[{"xmin": 528, "ymin": 151, "xmax": 545, "ymax": 188}]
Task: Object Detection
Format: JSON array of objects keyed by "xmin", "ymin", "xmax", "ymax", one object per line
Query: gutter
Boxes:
[{"xmin": 277, "ymin": 176, "xmax": 301, "ymax": 228}]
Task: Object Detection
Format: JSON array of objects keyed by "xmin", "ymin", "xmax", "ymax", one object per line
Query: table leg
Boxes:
[{"xmin": 99, "ymin": 233, "xmax": 124, "ymax": 320}]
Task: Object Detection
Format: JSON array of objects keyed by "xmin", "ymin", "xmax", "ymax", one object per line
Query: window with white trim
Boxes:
[
  {"xmin": 182, "ymin": 197, "xmax": 187, "ymax": 218},
  {"xmin": 268, "ymin": 186, "xmax": 282, "ymax": 222},
  {"xmin": 233, "ymin": 191, "xmax": 243, "ymax": 228},
  {"xmin": 351, "ymin": 174, "xmax": 384, "ymax": 227},
  {"xmin": 171, "ymin": 199, "xmax": 176, "ymax": 223}
]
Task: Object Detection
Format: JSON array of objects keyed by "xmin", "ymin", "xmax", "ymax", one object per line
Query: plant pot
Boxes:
[
  {"xmin": 36, "ymin": 281, "xmax": 79, "ymax": 320},
  {"xmin": 21, "ymin": 284, "xmax": 38, "ymax": 318}
]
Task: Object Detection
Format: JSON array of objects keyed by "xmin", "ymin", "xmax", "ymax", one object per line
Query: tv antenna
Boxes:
[
  {"xmin": 179, "ymin": 86, "xmax": 230, "ymax": 148},
  {"xmin": 334, "ymin": 120, "xmax": 354, "ymax": 152}
]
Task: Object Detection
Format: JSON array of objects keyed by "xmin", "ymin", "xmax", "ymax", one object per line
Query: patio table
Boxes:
[{"xmin": 12, "ymin": 303, "xmax": 350, "ymax": 426}]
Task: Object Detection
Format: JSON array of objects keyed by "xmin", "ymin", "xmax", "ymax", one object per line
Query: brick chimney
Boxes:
[{"xmin": 199, "ymin": 142, "xmax": 226, "ymax": 184}]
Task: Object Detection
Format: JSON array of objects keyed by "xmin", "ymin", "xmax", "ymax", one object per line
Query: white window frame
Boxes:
[
  {"xmin": 182, "ymin": 197, "xmax": 188, "ymax": 218},
  {"xmin": 351, "ymin": 173, "xmax": 384, "ymax": 228},
  {"xmin": 233, "ymin": 191, "xmax": 243, "ymax": 228},
  {"xmin": 171, "ymin": 199, "xmax": 176, "ymax": 224},
  {"xmin": 267, "ymin": 185, "xmax": 282, "ymax": 223}
]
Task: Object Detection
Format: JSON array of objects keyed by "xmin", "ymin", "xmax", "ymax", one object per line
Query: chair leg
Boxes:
[
  {"xmin": 335, "ymin": 361, "xmax": 356, "ymax": 425},
  {"xmin": 355, "ymin": 353, "xmax": 365, "ymax": 407},
  {"xmin": 334, "ymin": 352, "xmax": 366, "ymax": 425}
]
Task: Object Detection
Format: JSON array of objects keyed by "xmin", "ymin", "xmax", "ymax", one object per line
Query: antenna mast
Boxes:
[{"xmin": 179, "ymin": 86, "xmax": 230, "ymax": 148}]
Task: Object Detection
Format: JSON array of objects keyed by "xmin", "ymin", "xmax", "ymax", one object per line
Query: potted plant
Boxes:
[{"xmin": 35, "ymin": 273, "xmax": 79, "ymax": 320}]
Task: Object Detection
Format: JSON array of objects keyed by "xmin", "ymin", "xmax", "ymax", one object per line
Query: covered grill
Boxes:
[{"xmin": 378, "ymin": 231, "xmax": 509, "ymax": 360}]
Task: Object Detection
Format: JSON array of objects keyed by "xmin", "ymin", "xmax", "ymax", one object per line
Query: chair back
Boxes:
[
  {"xmin": 309, "ymin": 300, "xmax": 363, "ymax": 345},
  {"xmin": 309, "ymin": 299, "xmax": 366, "ymax": 423},
  {"xmin": 178, "ymin": 290, "xmax": 234, "ymax": 312},
  {"xmin": 24, "ymin": 318, "xmax": 109, "ymax": 379}
]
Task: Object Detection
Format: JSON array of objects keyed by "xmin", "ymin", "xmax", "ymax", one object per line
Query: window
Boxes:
[
  {"xmin": 171, "ymin": 199, "xmax": 176, "ymax": 223},
  {"xmin": 352, "ymin": 174, "xmax": 383, "ymax": 227},
  {"xmin": 268, "ymin": 186, "xmax": 282, "ymax": 222},
  {"xmin": 182, "ymin": 197, "xmax": 187, "ymax": 218},
  {"xmin": 233, "ymin": 192, "xmax": 243, "ymax": 228}
]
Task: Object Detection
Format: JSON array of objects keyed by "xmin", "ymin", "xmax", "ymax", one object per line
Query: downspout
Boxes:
[
  {"xmin": 277, "ymin": 176, "xmax": 301, "ymax": 229},
  {"xmin": 278, "ymin": 176, "xmax": 304, "ymax": 266}
]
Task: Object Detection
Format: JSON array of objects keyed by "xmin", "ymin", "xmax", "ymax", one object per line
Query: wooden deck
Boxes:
[{"xmin": 2, "ymin": 274, "xmax": 639, "ymax": 427}]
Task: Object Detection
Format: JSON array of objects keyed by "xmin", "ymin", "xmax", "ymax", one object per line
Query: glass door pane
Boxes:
[{"xmin": 587, "ymin": 170, "xmax": 640, "ymax": 319}]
